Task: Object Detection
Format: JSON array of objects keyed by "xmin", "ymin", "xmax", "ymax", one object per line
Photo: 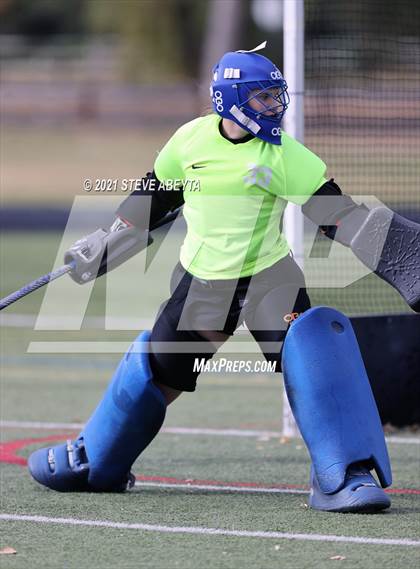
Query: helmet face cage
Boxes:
[{"xmin": 237, "ymin": 80, "xmax": 290, "ymax": 124}]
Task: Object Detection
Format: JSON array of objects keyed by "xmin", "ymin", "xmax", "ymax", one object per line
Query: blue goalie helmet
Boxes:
[{"xmin": 210, "ymin": 42, "xmax": 289, "ymax": 145}]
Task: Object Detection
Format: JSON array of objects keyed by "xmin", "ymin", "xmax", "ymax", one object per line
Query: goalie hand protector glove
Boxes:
[
  {"xmin": 303, "ymin": 180, "xmax": 420, "ymax": 312},
  {"xmin": 64, "ymin": 217, "xmax": 152, "ymax": 284},
  {"xmin": 351, "ymin": 207, "xmax": 420, "ymax": 312}
]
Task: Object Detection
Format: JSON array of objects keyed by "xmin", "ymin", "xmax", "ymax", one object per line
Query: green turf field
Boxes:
[
  {"xmin": 1, "ymin": 332, "xmax": 420, "ymax": 568},
  {"xmin": 1, "ymin": 232, "xmax": 420, "ymax": 568}
]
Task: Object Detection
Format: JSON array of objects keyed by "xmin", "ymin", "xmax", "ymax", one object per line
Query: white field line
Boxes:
[
  {"xmin": 0, "ymin": 313, "xmax": 154, "ymax": 330},
  {"xmin": 26, "ymin": 341, "xmax": 261, "ymax": 353},
  {"xmin": 0, "ymin": 313, "xmax": 249, "ymax": 333},
  {"xmin": 1, "ymin": 514, "xmax": 419, "ymax": 547},
  {"xmin": 135, "ymin": 481, "xmax": 307, "ymax": 495},
  {"xmin": 1, "ymin": 420, "xmax": 419, "ymax": 445}
]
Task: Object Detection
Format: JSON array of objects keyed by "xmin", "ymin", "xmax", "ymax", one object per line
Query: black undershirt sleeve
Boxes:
[
  {"xmin": 302, "ymin": 179, "xmax": 368, "ymax": 242},
  {"xmin": 115, "ymin": 171, "xmax": 184, "ymax": 231},
  {"xmin": 302, "ymin": 179, "xmax": 356, "ymax": 225}
]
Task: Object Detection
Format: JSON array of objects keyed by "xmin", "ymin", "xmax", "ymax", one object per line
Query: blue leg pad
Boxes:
[
  {"xmin": 282, "ymin": 306, "xmax": 392, "ymax": 495},
  {"xmin": 28, "ymin": 331, "xmax": 166, "ymax": 492}
]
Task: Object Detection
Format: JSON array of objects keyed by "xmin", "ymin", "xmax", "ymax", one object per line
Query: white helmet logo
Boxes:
[
  {"xmin": 213, "ymin": 90, "xmax": 224, "ymax": 113},
  {"xmin": 271, "ymin": 127, "xmax": 281, "ymax": 136},
  {"xmin": 270, "ymin": 70, "xmax": 283, "ymax": 80}
]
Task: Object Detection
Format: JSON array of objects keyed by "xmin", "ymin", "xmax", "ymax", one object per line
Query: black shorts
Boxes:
[{"xmin": 149, "ymin": 254, "xmax": 311, "ymax": 392}]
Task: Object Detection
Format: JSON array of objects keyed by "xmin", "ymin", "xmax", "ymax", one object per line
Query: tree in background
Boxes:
[
  {"xmin": 2, "ymin": 0, "xmax": 419, "ymax": 81},
  {"xmin": 87, "ymin": 0, "xmax": 206, "ymax": 82}
]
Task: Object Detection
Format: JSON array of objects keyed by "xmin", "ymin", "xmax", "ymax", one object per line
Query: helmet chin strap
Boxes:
[{"xmin": 229, "ymin": 105, "xmax": 261, "ymax": 134}]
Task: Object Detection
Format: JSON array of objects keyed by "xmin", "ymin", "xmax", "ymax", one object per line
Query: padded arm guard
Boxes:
[{"xmin": 64, "ymin": 221, "xmax": 151, "ymax": 284}]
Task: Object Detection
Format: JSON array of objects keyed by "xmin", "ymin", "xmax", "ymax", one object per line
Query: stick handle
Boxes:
[{"xmin": 0, "ymin": 263, "xmax": 75, "ymax": 311}]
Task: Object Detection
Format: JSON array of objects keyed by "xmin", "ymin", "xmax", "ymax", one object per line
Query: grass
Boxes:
[
  {"xmin": 1, "ymin": 125, "xmax": 172, "ymax": 206},
  {"xmin": 1, "ymin": 360, "xmax": 419, "ymax": 568}
]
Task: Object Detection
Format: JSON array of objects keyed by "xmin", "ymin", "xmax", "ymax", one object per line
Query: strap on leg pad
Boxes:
[{"xmin": 282, "ymin": 307, "xmax": 392, "ymax": 494}]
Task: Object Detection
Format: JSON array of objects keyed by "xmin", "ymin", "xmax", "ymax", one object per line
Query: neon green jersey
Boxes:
[{"xmin": 154, "ymin": 114, "xmax": 326, "ymax": 279}]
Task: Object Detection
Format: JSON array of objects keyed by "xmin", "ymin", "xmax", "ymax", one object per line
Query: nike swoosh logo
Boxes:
[{"xmin": 192, "ymin": 164, "xmax": 206, "ymax": 169}]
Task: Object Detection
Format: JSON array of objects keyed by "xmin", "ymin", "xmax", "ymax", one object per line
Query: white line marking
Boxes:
[
  {"xmin": 26, "ymin": 341, "xmax": 262, "ymax": 354},
  {"xmin": 0, "ymin": 313, "xmax": 250, "ymax": 332},
  {"xmin": 1, "ymin": 420, "xmax": 84, "ymax": 430},
  {"xmin": 1, "ymin": 420, "xmax": 419, "ymax": 445},
  {"xmin": 134, "ymin": 481, "xmax": 308, "ymax": 495},
  {"xmin": 385, "ymin": 436, "xmax": 420, "ymax": 445},
  {"xmin": 1, "ymin": 514, "xmax": 419, "ymax": 546},
  {"xmin": 0, "ymin": 314, "xmax": 154, "ymax": 330}
]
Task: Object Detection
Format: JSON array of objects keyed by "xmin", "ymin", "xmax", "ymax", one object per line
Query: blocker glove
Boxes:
[
  {"xmin": 64, "ymin": 217, "xmax": 151, "ymax": 284},
  {"xmin": 303, "ymin": 180, "xmax": 420, "ymax": 312}
]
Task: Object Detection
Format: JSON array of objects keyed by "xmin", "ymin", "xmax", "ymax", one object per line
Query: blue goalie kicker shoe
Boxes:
[
  {"xmin": 28, "ymin": 438, "xmax": 136, "ymax": 492},
  {"xmin": 309, "ymin": 463, "xmax": 391, "ymax": 513}
]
